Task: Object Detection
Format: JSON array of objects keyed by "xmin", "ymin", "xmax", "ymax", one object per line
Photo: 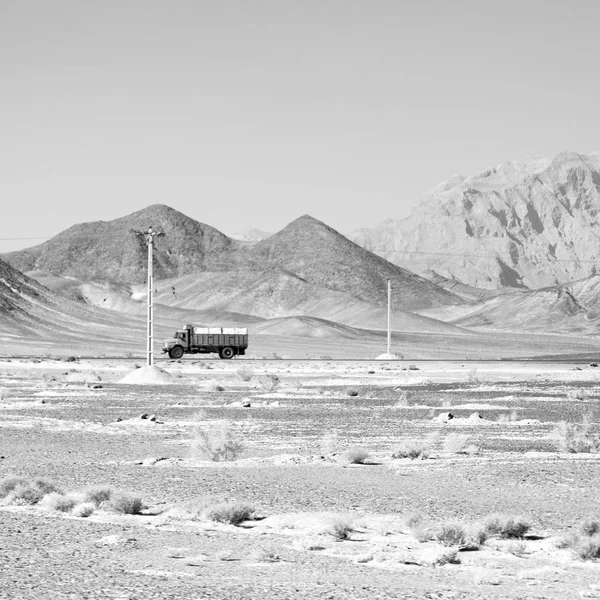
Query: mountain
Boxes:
[
  {"xmin": 351, "ymin": 151, "xmax": 600, "ymax": 290},
  {"xmin": 230, "ymin": 228, "xmax": 273, "ymax": 242},
  {"xmin": 4, "ymin": 208, "xmax": 463, "ymax": 315},
  {"xmin": 243, "ymin": 215, "xmax": 461, "ymax": 311},
  {"xmin": 2, "ymin": 204, "xmax": 242, "ymax": 284}
]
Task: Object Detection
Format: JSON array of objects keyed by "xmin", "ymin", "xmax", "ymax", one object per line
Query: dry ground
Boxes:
[{"xmin": 2, "ymin": 357, "xmax": 600, "ymax": 599}]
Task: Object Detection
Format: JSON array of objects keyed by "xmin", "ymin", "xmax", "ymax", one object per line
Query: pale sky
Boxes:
[{"xmin": 1, "ymin": 0, "xmax": 599, "ymax": 252}]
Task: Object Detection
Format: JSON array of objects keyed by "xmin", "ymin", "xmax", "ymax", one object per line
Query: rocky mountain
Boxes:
[
  {"xmin": 351, "ymin": 151, "xmax": 600, "ymax": 290},
  {"xmin": 2, "ymin": 204, "xmax": 243, "ymax": 284},
  {"xmin": 3, "ymin": 207, "xmax": 463, "ymax": 314},
  {"xmin": 243, "ymin": 215, "xmax": 461, "ymax": 311}
]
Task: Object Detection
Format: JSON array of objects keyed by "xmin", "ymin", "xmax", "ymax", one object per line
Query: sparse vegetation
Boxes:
[
  {"xmin": 72, "ymin": 502, "xmax": 95, "ymax": 518},
  {"xmin": 40, "ymin": 492, "xmax": 77, "ymax": 513},
  {"xmin": 436, "ymin": 522, "xmax": 467, "ymax": 547},
  {"xmin": 258, "ymin": 373, "xmax": 280, "ymax": 392},
  {"xmin": 320, "ymin": 431, "xmax": 340, "ymax": 455},
  {"xmin": 482, "ymin": 515, "xmax": 531, "ymax": 539},
  {"xmin": 566, "ymin": 388, "xmax": 589, "ymax": 401},
  {"xmin": 0, "ymin": 478, "xmax": 61, "ymax": 506},
  {"xmin": 431, "ymin": 548, "xmax": 460, "ymax": 565},
  {"xmin": 0, "ymin": 388, "xmax": 10, "ymax": 400},
  {"xmin": 339, "ymin": 447, "xmax": 370, "ymax": 464},
  {"xmin": 203, "ymin": 501, "xmax": 256, "ymax": 526},
  {"xmin": 210, "ymin": 382, "xmax": 225, "ymax": 392},
  {"xmin": 328, "ymin": 517, "xmax": 354, "ymax": 540},
  {"xmin": 250, "ymin": 548, "xmax": 280, "ymax": 562},
  {"xmin": 395, "ymin": 391, "xmax": 410, "ymax": 407},
  {"xmin": 345, "ymin": 387, "xmax": 359, "ymax": 397},
  {"xmin": 105, "ymin": 492, "xmax": 144, "ymax": 515},
  {"xmin": 391, "ymin": 435, "xmax": 439, "ymax": 460},
  {"xmin": 554, "ymin": 416, "xmax": 600, "ymax": 453},
  {"xmin": 84, "ymin": 486, "xmax": 114, "ymax": 507},
  {"xmin": 236, "ymin": 367, "xmax": 253, "ymax": 382},
  {"xmin": 191, "ymin": 421, "xmax": 244, "ymax": 462}
]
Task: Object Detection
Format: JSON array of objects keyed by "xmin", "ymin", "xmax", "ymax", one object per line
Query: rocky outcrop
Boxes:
[{"xmin": 351, "ymin": 152, "xmax": 600, "ymax": 289}]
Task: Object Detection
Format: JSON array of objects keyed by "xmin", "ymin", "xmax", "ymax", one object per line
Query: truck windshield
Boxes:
[{"xmin": 174, "ymin": 332, "xmax": 185, "ymax": 340}]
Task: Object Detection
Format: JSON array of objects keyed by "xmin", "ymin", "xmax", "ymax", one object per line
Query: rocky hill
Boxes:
[
  {"xmin": 351, "ymin": 151, "xmax": 600, "ymax": 290},
  {"xmin": 243, "ymin": 215, "xmax": 461, "ymax": 311},
  {"xmin": 3, "ymin": 207, "xmax": 463, "ymax": 314},
  {"xmin": 2, "ymin": 204, "xmax": 242, "ymax": 284}
]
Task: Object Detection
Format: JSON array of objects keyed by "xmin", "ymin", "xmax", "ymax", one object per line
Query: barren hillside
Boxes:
[{"xmin": 352, "ymin": 151, "xmax": 600, "ymax": 290}]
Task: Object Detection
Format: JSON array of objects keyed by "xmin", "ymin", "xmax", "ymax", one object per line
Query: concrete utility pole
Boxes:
[
  {"xmin": 132, "ymin": 227, "xmax": 165, "ymax": 366},
  {"xmin": 387, "ymin": 279, "xmax": 391, "ymax": 356}
]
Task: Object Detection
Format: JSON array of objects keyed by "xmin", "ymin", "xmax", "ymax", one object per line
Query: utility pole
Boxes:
[
  {"xmin": 131, "ymin": 227, "xmax": 165, "ymax": 366},
  {"xmin": 387, "ymin": 279, "xmax": 391, "ymax": 356}
]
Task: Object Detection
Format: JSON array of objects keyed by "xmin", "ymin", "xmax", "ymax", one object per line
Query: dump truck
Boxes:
[{"xmin": 162, "ymin": 324, "xmax": 248, "ymax": 359}]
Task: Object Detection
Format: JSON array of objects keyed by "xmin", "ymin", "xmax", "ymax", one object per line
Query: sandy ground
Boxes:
[{"xmin": 2, "ymin": 357, "xmax": 600, "ymax": 599}]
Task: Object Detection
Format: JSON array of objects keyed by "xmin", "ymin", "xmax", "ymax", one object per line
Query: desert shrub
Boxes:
[
  {"xmin": 320, "ymin": 431, "xmax": 340, "ymax": 455},
  {"xmin": 396, "ymin": 391, "xmax": 410, "ymax": 407},
  {"xmin": 84, "ymin": 486, "xmax": 114, "ymax": 507},
  {"xmin": 391, "ymin": 441, "xmax": 430, "ymax": 460},
  {"xmin": 581, "ymin": 520, "xmax": 600, "ymax": 537},
  {"xmin": 436, "ymin": 522, "xmax": 467, "ymax": 547},
  {"xmin": 3, "ymin": 479, "xmax": 60, "ymax": 506},
  {"xmin": 203, "ymin": 501, "xmax": 256, "ymax": 525},
  {"xmin": 236, "ymin": 367, "xmax": 253, "ymax": 382},
  {"xmin": 482, "ymin": 515, "xmax": 531, "ymax": 539},
  {"xmin": 403, "ymin": 512, "xmax": 431, "ymax": 542},
  {"xmin": 346, "ymin": 387, "xmax": 359, "ymax": 397},
  {"xmin": 467, "ymin": 369, "xmax": 484, "ymax": 385},
  {"xmin": 328, "ymin": 517, "xmax": 354, "ymax": 540},
  {"xmin": 575, "ymin": 534, "xmax": 600, "ymax": 560},
  {"xmin": 0, "ymin": 476, "xmax": 29, "ymax": 498},
  {"xmin": 258, "ymin": 373, "xmax": 280, "ymax": 392},
  {"xmin": 506, "ymin": 540, "xmax": 528, "ymax": 557},
  {"xmin": 40, "ymin": 492, "xmax": 77, "ymax": 513},
  {"xmin": 431, "ymin": 548, "xmax": 460, "ymax": 565},
  {"xmin": 72, "ymin": 502, "xmax": 95, "ymax": 518},
  {"xmin": 339, "ymin": 447, "xmax": 370, "ymax": 464},
  {"xmin": 250, "ymin": 548, "xmax": 280, "ymax": 562},
  {"xmin": 106, "ymin": 492, "xmax": 144, "ymax": 515},
  {"xmin": 191, "ymin": 422, "xmax": 244, "ymax": 462},
  {"xmin": 554, "ymin": 418, "xmax": 600, "ymax": 453},
  {"xmin": 0, "ymin": 388, "xmax": 10, "ymax": 400},
  {"xmin": 442, "ymin": 433, "xmax": 472, "ymax": 454},
  {"xmin": 566, "ymin": 388, "xmax": 589, "ymax": 401}
]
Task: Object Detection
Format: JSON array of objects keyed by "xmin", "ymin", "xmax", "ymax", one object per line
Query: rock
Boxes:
[
  {"xmin": 469, "ymin": 412, "xmax": 483, "ymax": 420},
  {"xmin": 115, "ymin": 417, "xmax": 122, "ymax": 422},
  {"xmin": 242, "ymin": 402, "xmax": 251, "ymax": 408},
  {"xmin": 433, "ymin": 412, "xmax": 454, "ymax": 423},
  {"xmin": 140, "ymin": 413, "xmax": 148, "ymax": 419},
  {"xmin": 148, "ymin": 414, "xmax": 157, "ymax": 422},
  {"xmin": 92, "ymin": 384, "xmax": 103, "ymax": 389}
]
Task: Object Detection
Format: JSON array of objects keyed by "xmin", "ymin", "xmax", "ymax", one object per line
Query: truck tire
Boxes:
[
  {"xmin": 169, "ymin": 346, "xmax": 184, "ymax": 359},
  {"xmin": 220, "ymin": 347, "xmax": 235, "ymax": 359}
]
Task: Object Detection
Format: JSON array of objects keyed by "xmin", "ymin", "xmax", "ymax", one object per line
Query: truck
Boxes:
[{"xmin": 162, "ymin": 324, "xmax": 248, "ymax": 359}]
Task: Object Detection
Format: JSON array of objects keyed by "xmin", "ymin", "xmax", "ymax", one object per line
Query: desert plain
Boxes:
[{"xmin": 2, "ymin": 353, "xmax": 600, "ymax": 599}]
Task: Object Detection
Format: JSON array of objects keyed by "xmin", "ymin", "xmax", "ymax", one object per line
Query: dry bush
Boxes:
[
  {"xmin": 581, "ymin": 520, "xmax": 600, "ymax": 537},
  {"xmin": 391, "ymin": 434, "xmax": 438, "ymax": 460},
  {"xmin": 203, "ymin": 501, "xmax": 256, "ymax": 526},
  {"xmin": 258, "ymin": 373, "xmax": 280, "ymax": 392},
  {"xmin": 575, "ymin": 535, "xmax": 600, "ymax": 560},
  {"xmin": 72, "ymin": 502, "xmax": 95, "ymax": 518},
  {"xmin": 396, "ymin": 391, "xmax": 410, "ymax": 407},
  {"xmin": 0, "ymin": 388, "xmax": 10, "ymax": 400},
  {"xmin": 467, "ymin": 369, "xmax": 485, "ymax": 385},
  {"xmin": 431, "ymin": 548, "xmax": 460, "ymax": 565},
  {"xmin": 40, "ymin": 492, "xmax": 77, "ymax": 513},
  {"xmin": 436, "ymin": 522, "xmax": 467, "ymax": 547},
  {"xmin": 442, "ymin": 433, "xmax": 472, "ymax": 454},
  {"xmin": 191, "ymin": 422, "xmax": 244, "ymax": 462},
  {"xmin": 339, "ymin": 447, "xmax": 370, "ymax": 465},
  {"xmin": 327, "ymin": 517, "xmax": 354, "ymax": 540},
  {"xmin": 482, "ymin": 515, "xmax": 531, "ymax": 539},
  {"xmin": 250, "ymin": 548, "xmax": 280, "ymax": 563},
  {"xmin": 345, "ymin": 387, "xmax": 359, "ymax": 397},
  {"xmin": 84, "ymin": 486, "xmax": 114, "ymax": 507},
  {"xmin": 0, "ymin": 476, "xmax": 29, "ymax": 498},
  {"xmin": 554, "ymin": 417, "xmax": 600, "ymax": 453},
  {"xmin": 506, "ymin": 540, "xmax": 528, "ymax": 557},
  {"xmin": 320, "ymin": 431, "xmax": 340, "ymax": 455},
  {"xmin": 566, "ymin": 388, "xmax": 590, "ymax": 401},
  {"xmin": 236, "ymin": 367, "xmax": 253, "ymax": 382},
  {"xmin": 403, "ymin": 513, "xmax": 431, "ymax": 542},
  {"xmin": 210, "ymin": 381, "xmax": 225, "ymax": 392},
  {"xmin": 555, "ymin": 520, "xmax": 600, "ymax": 560},
  {"xmin": 106, "ymin": 492, "xmax": 144, "ymax": 515},
  {"xmin": 2, "ymin": 478, "xmax": 60, "ymax": 505}
]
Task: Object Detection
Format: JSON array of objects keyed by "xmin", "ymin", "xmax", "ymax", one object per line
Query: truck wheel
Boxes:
[
  {"xmin": 169, "ymin": 346, "xmax": 184, "ymax": 359},
  {"xmin": 220, "ymin": 347, "xmax": 234, "ymax": 359}
]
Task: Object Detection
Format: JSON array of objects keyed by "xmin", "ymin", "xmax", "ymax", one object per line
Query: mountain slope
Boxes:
[
  {"xmin": 2, "ymin": 204, "xmax": 242, "ymax": 284},
  {"xmin": 352, "ymin": 151, "xmax": 600, "ymax": 290},
  {"xmin": 243, "ymin": 215, "xmax": 462, "ymax": 311}
]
